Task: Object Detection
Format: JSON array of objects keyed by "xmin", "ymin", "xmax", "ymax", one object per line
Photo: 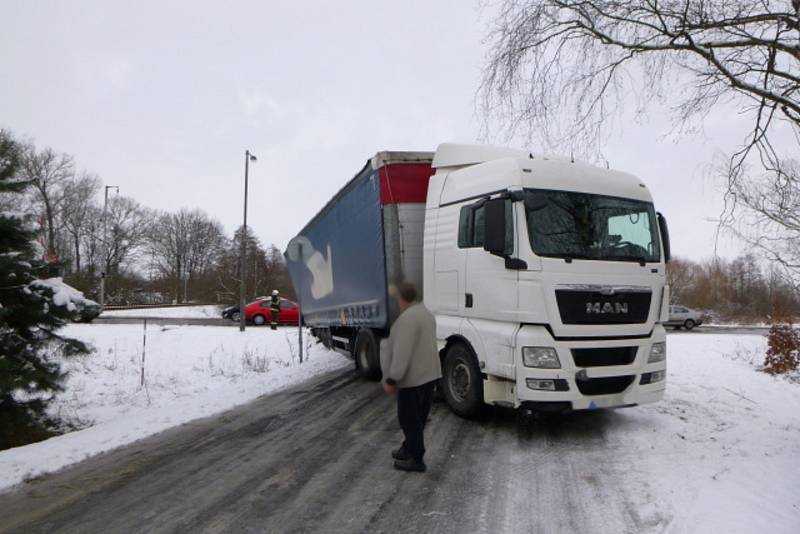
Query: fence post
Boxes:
[
  {"xmin": 298, "ymin": 312, "xmax": 303, "ymax": 364},
  {"xmin": 140, "ymin": 319, "xmax": 147, "ymax": 388}
]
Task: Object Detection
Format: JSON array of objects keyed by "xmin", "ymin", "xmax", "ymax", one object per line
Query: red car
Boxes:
[{"xmin": 244, "ymin": 297, "xmax": 300, "ymax": 326}]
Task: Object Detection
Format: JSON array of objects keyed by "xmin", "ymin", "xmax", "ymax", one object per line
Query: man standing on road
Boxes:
[
  {"xmin": 269, "ymin": 290, "xmax": 281, "ymax": 330},
  {"xmin": 381, "ymin": 282, "xmax": 442, "ymax": 473}
]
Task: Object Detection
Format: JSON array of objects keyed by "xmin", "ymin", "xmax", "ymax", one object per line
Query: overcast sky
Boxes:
[{"xmin": 1, "ymin": 0, "xmax": 764, "ymax": 261}]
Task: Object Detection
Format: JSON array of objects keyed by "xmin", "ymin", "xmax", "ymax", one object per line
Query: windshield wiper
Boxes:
[
  {"xmin": 539, "ymin": 252, "xmax": 592, "ymax": 263},
  {"xmin": 602, "ymin": 254, "xmax": 649, "ymax": 266}
]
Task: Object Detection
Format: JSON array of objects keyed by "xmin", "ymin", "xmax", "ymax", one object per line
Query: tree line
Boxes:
[
  {"xmin": 0, "ymin": 131, "xmax": 293, "ymax": 305},
  {"xmin": 668, "ymin": 254, "xmax": 800, "ymax": 323}
]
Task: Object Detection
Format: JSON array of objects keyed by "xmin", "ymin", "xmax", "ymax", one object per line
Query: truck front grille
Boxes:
[
  {"xmin": 571, "ymin": 347, "xmax": 637, "ymax": 367},
  {"xmin": 575, "ymin": 375, "xmax": 634, "ymax": 396},
  {"xmin": 555, "ymin": 289, "xmax": 651, "ymax": 325}
]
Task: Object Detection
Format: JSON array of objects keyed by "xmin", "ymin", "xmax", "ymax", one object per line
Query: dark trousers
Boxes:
[
  {"xmin": 270, "ymin": 310, "xmax": 278, "ymax": 330},
  {"xmin": 397, "ymin": 380, "xmax": 435, "ymax": 463}
]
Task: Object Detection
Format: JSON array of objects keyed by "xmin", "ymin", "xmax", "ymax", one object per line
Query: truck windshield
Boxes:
[{"xmin": 525, "ymin": 188, "xmax": 660, "ymax": 263}]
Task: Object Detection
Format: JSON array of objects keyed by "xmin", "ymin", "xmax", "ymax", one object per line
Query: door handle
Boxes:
[{"xmin": 465, "ymin": 293, "xmax": 473, "ymax": 308}]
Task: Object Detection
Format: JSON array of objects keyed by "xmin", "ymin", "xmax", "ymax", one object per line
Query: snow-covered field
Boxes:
[
  {"xmin": 0, "ymin": 324, "xmax": 350, "ymax": 492},
  {"xmin": 612, "ymin": 334, "xmax": 799, "ymax": 533},
  {"xmin": 102, "ymin": 304, "xmax": 223, "ymax": 318}
]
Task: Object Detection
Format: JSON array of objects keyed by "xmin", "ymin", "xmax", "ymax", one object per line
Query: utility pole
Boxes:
[
  {"xmin": 99, "ymin": 185, "xmax": 119, "ymax": 306},
  {"xmin": 239, "ymin": 150, "xmax": 257, "ymax": 332}
]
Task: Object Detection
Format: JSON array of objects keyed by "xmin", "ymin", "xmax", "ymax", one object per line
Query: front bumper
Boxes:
[{"xmin": 513, "ymin": 324, "xmax": 667, "ymax": 410}]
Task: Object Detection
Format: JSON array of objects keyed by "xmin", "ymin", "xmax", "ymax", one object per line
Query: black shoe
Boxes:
[
  {"xmin": 391, "ymin": 447, "xmax": 409, "ymax": 461},
  {"xmin": 393, "ymin": 458, "xmax": 426, "ymax": 473}
]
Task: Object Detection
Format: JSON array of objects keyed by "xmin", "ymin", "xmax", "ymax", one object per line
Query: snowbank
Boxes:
[
  {"xmin": 616, "ymin": 334, "xmax": 799, "ymax": 533},
  {"xmin": 0, "ymin": 324, "xmax": 350, "ymax": 491},
  {"xmin": 706, "ymin": 322, "xmax": 771, "ymax": 328},
  {"xmin": 102, "ymin": 305, "xmax": 222, "ymax": 318}
]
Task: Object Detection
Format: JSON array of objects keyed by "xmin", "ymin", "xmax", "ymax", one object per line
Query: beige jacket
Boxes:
[{"xmin": 381, "ymin": 302, "xmax": 442, "ymax": 388}]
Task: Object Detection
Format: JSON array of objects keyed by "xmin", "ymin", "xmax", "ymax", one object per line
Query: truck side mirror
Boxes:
[
  {"xmin": 657, "ymin": 212, "xmax": 670, "ymax": 263},
  {"xmin": 483, "ymin": 198, "xmax": 508, "ymax": 256}
]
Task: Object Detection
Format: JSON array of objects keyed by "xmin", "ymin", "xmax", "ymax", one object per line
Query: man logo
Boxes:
[{"xmin": 586, "ymin": 302, "xmax": 629, "ymax": 314}]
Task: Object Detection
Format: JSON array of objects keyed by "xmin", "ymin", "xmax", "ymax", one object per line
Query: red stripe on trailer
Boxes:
[{"xmin": 379, "ymin": 163, "xmax": 434, "ymax": 205}]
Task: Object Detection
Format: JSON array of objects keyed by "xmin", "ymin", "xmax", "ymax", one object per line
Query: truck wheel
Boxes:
[
  {"xmin": 442, "ymin": 342, "xmax": 484, "ymax": 418},
  {"xmin": 684, "ymin": 319, "xmax": 695, "ymax": 330},
  {"xmin": 253, "ymin": 314, "xmax": 265, "ymax": 326},
  {"xmin": 354, "ymin": 329, "xmax": 381, "ymax": 381}
]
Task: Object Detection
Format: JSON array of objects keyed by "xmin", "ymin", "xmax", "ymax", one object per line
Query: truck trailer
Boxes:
[{"xmin": 285, "ymin": 144, "xmax": 670, "ymax": 416}]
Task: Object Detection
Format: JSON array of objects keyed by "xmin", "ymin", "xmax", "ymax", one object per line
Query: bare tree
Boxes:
[
  {"xmin": 481, "ymin": 1, "xmax": 800, "ymax": 277},
  {"xmin": 213, "ymin": 227, "xmax": 272, "ymax": 303},
  {"xmin": 103, "ymin": 196, "xmax": 152, "ymax": 276},
  {"xmin": 147, "ymin": 209, "xmax": 225, "ymax": 302},
  {"xmin": 146, "ymin": 211, "xmax": 187, "ymax": 301},
  {"xmin": 666, "ymin": 256, "xmax": 696, "ymax": 303},
  {"xmin": 19, "ymin": 145, "xmax": 75, "ymax": 262},
  {"xmin": 184, "ymin": 217, "xmax": 225, "ymax": 278},
  {"xmin": 79, "ymin": 205, "xmax": 104, "ymax": 277},
  {"xmin": 725, "ymin": 158, "xmax": 800, "ymax": 286},
  {"xmin": 61, "ymin": 173, "xmax": 100, "ymax": 274}
]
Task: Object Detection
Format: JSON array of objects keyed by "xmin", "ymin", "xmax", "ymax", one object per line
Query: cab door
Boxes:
[{"xmin": 462, "ymin": 198, "xmax": 519, "ymax": 379}]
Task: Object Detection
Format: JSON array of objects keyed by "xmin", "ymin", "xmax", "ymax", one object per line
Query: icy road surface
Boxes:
[{"xmin": 0, "ymin": 334, "xmax": 798, "ymax": 533}]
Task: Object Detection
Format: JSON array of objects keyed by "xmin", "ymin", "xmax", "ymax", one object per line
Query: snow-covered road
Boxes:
[
  {"xmin": 0, "ymin": 331, "xmax": 797, "ymax": 533},
  {"xmin": 0, "ymin": 324, "xmax": 351, "ymax": 492}
]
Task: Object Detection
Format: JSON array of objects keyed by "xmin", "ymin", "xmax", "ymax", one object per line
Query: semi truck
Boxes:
[{"xmin": 285, "ymin": 144, "xmax": 670, "ymax": 416}]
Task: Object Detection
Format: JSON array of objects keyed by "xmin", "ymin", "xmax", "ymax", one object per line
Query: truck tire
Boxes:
[
  {"xmin": 442, "ymin": 342, "xmax": 484, "ymax": 418},
  {"xmin": 684, "ymin": 319, "xmax": 695, "ymax": 330},
  {"xmin": 354, "ymin": 328, "xmax": 382, "ymax": 381}
]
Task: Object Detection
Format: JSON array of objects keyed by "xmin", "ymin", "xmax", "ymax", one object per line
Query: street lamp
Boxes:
[
  {"xmin": 100, "ymin": 185, "xmax": 119, "ymax": 306},
  {"xmin": 239, "ymin": 150, "xmax": 257, "ymax": 332}
]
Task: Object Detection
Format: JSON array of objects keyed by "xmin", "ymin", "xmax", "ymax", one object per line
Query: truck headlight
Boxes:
[
  {"xmin": 522, "ymin": 347, "xmax": 561, "ymax": 369},
  {"xmin": 526, "ymin": 378, "xmax": 556, "ymax": 391},
  {"xmin": 648, "ymin": 342, "xmax": 666, "ymax": 363}
]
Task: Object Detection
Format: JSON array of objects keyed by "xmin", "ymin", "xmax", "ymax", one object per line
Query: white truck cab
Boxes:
[{"xmin": 424, "ymin": 144, "xmax": 670, "ymax": 415}]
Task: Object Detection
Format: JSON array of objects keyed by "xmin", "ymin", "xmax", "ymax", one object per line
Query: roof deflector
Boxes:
[{"xmin": 432, "ymin": 143, "xmax": 530, "ymax": 170}]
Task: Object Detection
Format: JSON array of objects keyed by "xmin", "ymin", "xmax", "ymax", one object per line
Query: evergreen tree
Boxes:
[{"xmin": 0, "ymin": 131, "xmax": 87, "ymax": 450}]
